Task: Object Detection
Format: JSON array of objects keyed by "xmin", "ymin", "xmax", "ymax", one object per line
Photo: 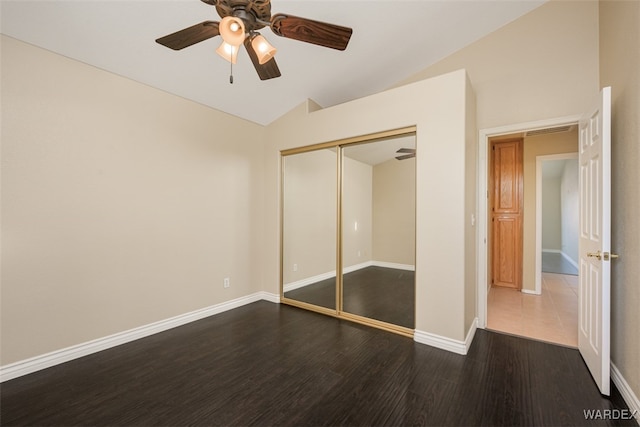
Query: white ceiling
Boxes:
[
  {"xmin": 1, "ymin": 0, "xmax": 546, "ymax": 126},
  {"xmin": 344, "ymin": 134, "xmax": 415, "ymax": 166}
]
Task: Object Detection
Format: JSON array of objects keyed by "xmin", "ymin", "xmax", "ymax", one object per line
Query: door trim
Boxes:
[
  {"xmin": 534, "ymin": 152, "xmax": 578, "ymax": 295},
  {"xmin": 477, "ymin": 115, "xmax": 581, "ymax": 329}
]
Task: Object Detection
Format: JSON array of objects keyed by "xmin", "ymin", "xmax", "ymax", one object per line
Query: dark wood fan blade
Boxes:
[
  {"xmin": 244, "ymin": 37, "xmax": 282, "ymax": 80},
  {"xmin": 396, "ymin": 148, "xmax": 416, "ymax": 154},
  {"xmin": 156, "ymin": 21, "xmax": 220, "ymax": 50},
  {"xmin": 395, "ymin": 154, "xmax": 416, "ymax": 161},
  {"xmin": 270, "ymin": 14, "xmax": 352, "ymax": 50}
]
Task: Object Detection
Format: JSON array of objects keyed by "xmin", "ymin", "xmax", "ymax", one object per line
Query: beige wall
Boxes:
[
  {"xmin": 395, "ymin": 0, "xmax": 600, "ymax": 130},
  {"xmin": 282, "ymin": 152, "xmax": 377, "ymax": 286},
  {"xmin": 560, "ymin": 160, "xmax": 579, "ymax": 263},
  {"xmin": 600, "ymin": 0, "xmax": 640, "ymax": 403},
  {"xmin": 400, "ymin": 0, "xmax": 599, "ymax": 310},
  {"xmin": 372, "ymin": 158, "xmax": 415, "ymax": 266},
  {"xmin": 282, "ymin": 149, "xmax": 337, "ymax": 284},
  {"xmin": 264, "ymin": 70, "xmax": 476, "ymax": 342},
  {"xmin": 522, "ymin": 131, "xmax": 578, "ymax": 291},
  {"xmin": 542, "ymin": 176, "xmax": 562, "ymax": 251},
  {"xmin": 1, "ymin": 36, "xmax": 265, "ymax": 364},
  {"xmin": 464, "ymin": 83, "xmax": 478, "ymax": 334},
  {"xmin": 283, "ymin": 149, "xmax": 417, "ymax": 285},
  {"xmin": 1, "ymin": 34, "xmax": 474, "ymax": 365},
  {"xmin": 342, "ymin": 157, "xmax": 374, "ymax": 269}
]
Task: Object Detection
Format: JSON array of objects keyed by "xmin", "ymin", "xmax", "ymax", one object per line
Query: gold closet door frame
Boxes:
[{"xmin": 280, "ymin": 126, "xmax": 417, "ymax": 338}]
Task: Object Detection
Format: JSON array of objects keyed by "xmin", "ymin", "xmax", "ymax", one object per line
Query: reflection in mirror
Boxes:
[
  {"xmin": 341, "ymin": 135, "xmax": 416, "ymax": 328},
  {"xmin": 282, "ymin": 148, "xmax": 337, "ymax": 310}
]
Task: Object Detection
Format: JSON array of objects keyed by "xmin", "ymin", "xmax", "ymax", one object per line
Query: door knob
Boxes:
[
  {"xmin": 587, "ymin": 251, "xmax": 602, "ymax": 260},
  {"xmin": 587, "ymin": 251, "xmax": 619, "ymax": 261}
]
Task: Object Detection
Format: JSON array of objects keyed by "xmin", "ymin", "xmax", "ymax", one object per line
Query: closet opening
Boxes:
[{"xmin": 280, "ymin": 127, "xmax": 417, "ymax": 336}]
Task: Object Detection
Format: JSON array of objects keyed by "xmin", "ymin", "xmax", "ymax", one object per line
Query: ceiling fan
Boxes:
[
  {"xmin": 156, "ymin": 0, "xmax": 353, "ymax": 82},
  {"xmin": 395, "ymin": 148, "xmax": 416, "ymax": 160}
]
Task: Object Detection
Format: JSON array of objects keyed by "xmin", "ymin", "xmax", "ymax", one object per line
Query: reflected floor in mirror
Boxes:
[{"xmin": 285, "ymin": 266, "xmax": 414, "ymax": 329}]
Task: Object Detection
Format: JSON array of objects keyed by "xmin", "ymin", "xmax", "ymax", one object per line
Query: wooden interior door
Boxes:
[{"xmin": 491, "ymin": 138, "xmax": 523, "ymax": 289}]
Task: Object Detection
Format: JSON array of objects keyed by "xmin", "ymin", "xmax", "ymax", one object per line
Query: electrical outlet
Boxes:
[
  {"xmin": 223, "ymin": 278, "xmax": 230, "ymax": 288},
  {"xmin": 293, "ymin": 264, "xmax": 298, "ymax": 272},
  {"xmin": 357, "ymin": 250, "xmax": 361, "ymax": 257}
]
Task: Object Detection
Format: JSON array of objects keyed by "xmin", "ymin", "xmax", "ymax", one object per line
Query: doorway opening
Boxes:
[
  {"xmin": 478, "ymin": 117, "xmax": 580, "ymax": 347},
  {"xmin": 536, "ymin": 153, "xmax": 579, "ymax": 288}
]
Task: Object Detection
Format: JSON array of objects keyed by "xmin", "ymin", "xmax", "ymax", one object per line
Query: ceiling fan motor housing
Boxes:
[{"xmin": 212, "ymin": 0, "xmax": 272, "ymax": 31}]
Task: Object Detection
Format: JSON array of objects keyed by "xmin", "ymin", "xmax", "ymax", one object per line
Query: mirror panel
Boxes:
[
  {"xmin": 282, "ymin": 148, "xmax": 337, "ymax": 310},
  {"xmin": 341, "ymin": 136, "xmax": 416, "ymax": 328}
]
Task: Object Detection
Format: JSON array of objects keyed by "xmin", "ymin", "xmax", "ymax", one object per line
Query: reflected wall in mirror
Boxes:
[
  {"xmin": 282, "ymin": 148, "xmax": 337, "ymax": 310},
  {"xmin": 342, "ymin": 135, "xmax": 416, "ymax": 328}
]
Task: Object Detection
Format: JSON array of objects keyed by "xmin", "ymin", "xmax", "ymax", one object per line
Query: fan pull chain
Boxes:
[{"xmin": 230, "ymin": 59, "xmax": 234, "ymax": 84}]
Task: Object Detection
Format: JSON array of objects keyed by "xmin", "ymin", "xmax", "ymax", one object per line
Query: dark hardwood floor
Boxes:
[
  {"xmin": 1, "ymin": 301, "xmax": 635, "ymax": 426},
  {"xmin": 285, "ymin": 266, "xmax": 415, "ymax": 328}
]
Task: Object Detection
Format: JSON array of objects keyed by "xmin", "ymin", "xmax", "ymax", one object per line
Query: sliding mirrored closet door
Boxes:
[
  {"xmin": 341, "ymin": 136, "xmax": 416, "ymax": 330},
  {"xmin": 281, "ymin": 148, "xmax": 337, "ymax": 311},
  {"xmin": 281, "ymin": 128, "xmax": 416, "ymax": 335}
]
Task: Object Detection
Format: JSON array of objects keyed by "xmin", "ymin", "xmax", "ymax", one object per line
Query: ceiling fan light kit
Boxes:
[
  {"xmin": 250, "ymin": 33, "xmax": 277, "ymax": 65},
  {"xmin": 219, "ymin": 16, "xmax": 246, "ymax": 46},
  {"xmin": 215, "ymin": 41, "xmax": 238, "ymax": 64},
  {"xmin": 156, "ymin": 0, "xmax": 353, "ymax": 81}
]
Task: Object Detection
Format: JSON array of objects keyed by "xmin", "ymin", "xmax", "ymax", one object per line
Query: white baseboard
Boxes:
[
  {"xmin": 465, "ymin": 318, "xmax": 479, "ymax": 352},
  {"xmin": 0, "ymin": 292, "xmax": 274, "ymax": 383},
  {"xmin": 560, "ymin": 251, "xmax": 579, "ymax": 270},
  {"xmin": 259, "ymin": 291, "xmax": 280, "ymax": 303},
  {"xmin": 344, "ymin": 261, "xmax": 374, "ymax": 274},
  {"xmin": 283, "ymin": 270, "xmax": 337, "ymax": 292},
  {"xmin": 612, "ymin": 363, "xmax": 640, "ymax": 424},
  {"xmin": 283, "ymin": 261, "xmax": 374, "ymax": 292},
  {"xmin": 414, "ymin": 318, "xmax": 478, "ymax": 355},
  {"xmin": 542, "ymin": 249, "xmax": 579, "ymax": 270},
  {"xmin": 372, "ymin": 261, "xmax": 415, "ymax": 271},
  {"xmin": 522, "ymin": 289, "xmax": 541, "ymax": 295},
  {"xmin": 283, "ymin": 261, "xmax": 415, "ymax": 292}
]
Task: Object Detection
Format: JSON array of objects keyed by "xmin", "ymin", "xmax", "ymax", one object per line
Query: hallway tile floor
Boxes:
[{"xmin": 487, "ymin": 272, "xmax": 578, "ymax": 347}]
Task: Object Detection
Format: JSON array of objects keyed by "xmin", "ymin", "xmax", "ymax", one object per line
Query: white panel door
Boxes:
[{"xmin": 578, "ymin": 86, "xmax": 612, "ymax": 396}]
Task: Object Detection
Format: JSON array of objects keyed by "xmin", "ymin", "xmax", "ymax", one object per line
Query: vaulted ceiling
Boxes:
[{"xmin": 1, "ymin": 0, "xmax": 546, "ymax": 125}]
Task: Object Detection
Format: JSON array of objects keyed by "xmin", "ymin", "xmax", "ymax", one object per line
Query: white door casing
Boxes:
[
  {"xmin": 476, "ymin": 115, "xmax": 582, "ymax": 329},
  {"xmin": 578, "ymin": 86, "xmax": 612, "ymax": 396}
]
